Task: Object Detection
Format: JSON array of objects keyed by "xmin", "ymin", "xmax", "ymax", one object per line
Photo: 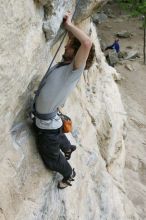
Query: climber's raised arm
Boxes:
[{"xmin": 63, "ymin": 11, "xmax": 92, "ymax": 70}]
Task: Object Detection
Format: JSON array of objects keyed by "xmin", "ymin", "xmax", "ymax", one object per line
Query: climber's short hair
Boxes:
[{"xmin": 71, "ymin": 37, "xmax": 95, "ymax": 70}]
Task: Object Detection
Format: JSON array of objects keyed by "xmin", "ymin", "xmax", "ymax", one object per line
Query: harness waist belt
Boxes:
[{"xmin": 33, "ymin": 110, "xmax": 58, "ymax": 120}]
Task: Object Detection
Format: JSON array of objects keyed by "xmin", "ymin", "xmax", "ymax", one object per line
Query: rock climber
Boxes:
[{"xmin": 33, "ymin": 11, "xmax": 95, "ymax": 189}]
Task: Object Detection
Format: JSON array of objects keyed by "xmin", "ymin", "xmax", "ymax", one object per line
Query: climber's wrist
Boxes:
[{"xmin": 64, "ymin": 22, "xmax": 74, "ymax": 31}]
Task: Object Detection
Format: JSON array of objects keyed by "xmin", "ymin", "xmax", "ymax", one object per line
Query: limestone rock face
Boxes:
[
  {"xmin": 40, "ymin": 0, "xmax": 74, "ymax": 41},
  {"xmin": 0, "ymin": 0, "xmax": 140, "ymax": 220},
  {"xmin": 74, "ymin": 0, "xmax": 108, "ymax": 23}
]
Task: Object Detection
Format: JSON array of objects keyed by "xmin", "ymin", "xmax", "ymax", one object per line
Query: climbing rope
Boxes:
[{"xmin": 46, "ymin": 0, "xmax": 80, "ymax": 72}]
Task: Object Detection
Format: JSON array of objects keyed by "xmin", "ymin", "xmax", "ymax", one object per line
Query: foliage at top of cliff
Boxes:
[{"xmin": 115, "ymin": 0, "xmax": 146, "ymax": 16}]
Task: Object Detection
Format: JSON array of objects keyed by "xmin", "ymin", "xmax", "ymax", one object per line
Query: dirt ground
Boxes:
[
  {"xmin": 97, "ymin": 2, "xmax": 146, "ymax": 107},
  {"xmin": 98, "ymin": 2, "xmax": 146, "ymax": 219}
]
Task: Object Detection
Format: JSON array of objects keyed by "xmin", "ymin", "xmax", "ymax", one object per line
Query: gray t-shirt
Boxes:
[{"xmin": 35, "ymin": 61, "xmax": 85, "ymax": 129}]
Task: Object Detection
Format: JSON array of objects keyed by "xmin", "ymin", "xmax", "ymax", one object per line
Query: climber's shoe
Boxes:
[
  {"xmin": 57, "ymin": 169, "xmax": 76, "ymax": 189},
  {"xmin": 64, "ymin": 145, "xmax": 76, "ymax": 160}
]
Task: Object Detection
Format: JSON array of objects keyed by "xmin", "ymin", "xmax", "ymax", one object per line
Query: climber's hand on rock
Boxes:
[{"xmin": 63, "ymin": 11, "xmax": 72, "ymax": 28}]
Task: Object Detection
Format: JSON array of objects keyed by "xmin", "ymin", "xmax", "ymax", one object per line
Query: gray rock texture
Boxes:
[
  {"xmin": 40, "ymin": 0, "xmax": 74, "ymax": 41},
  {"xmin": 72, "ymin": 0, "xmax": 108, "ymax": 23},
  {"xmin": 125, "ymin": 50, "xmax": 140, "ymax": 60},
  {"xmin": 116, "ymin": 31, "xmax": 132, "ymax": 38},
  {"xmin": 92, "ymin": 12, "xmax": 108, "ymax": 24}
]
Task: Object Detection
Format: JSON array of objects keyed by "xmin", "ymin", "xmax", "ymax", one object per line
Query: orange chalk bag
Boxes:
[{"xmin": 60, "ymin": 114, "xmax": 73, "ymax": 133}]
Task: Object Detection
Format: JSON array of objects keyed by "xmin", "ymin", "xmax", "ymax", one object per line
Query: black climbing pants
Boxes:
[{"xmin": 34, "ymin": 125, "xmax": 72, "ymax": 180}]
